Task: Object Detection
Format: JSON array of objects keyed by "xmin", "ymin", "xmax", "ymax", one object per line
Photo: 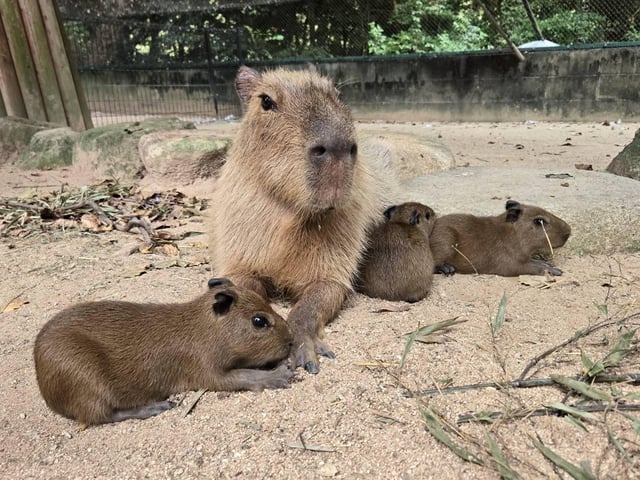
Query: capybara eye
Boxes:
[
  {"xmin": 350, "ymin": 144, "xmax": 358, "ymax": 156},
  {"xmin": 534, "ymin": 217, "xmax": 547, "ymax": 227},
  {"xmin": 260, "ymin": 94, "xmax": 276, "ymax": 111},
  {"xmin": 252, "ymin": 315, "xmax": 270, "ymax": 329}
]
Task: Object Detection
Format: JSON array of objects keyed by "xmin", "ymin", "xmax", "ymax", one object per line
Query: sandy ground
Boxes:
[{"xmin": 1, "ymin": 121, "xmax": 640, "ymax": 479}]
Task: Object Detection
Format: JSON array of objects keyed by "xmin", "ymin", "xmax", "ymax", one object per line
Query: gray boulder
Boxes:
[
  {"xmin": 18, "ymin": 127, "xmax": 78, "ymax": 169},
  {"xmin": 139, "ymin": 130, "xmax": 230, "ymax": 184},
  {"xmin": 73, "ymin": 117, "xmax": 196, "ymax": 180},
  {"xmin": 0, "ymin": 116, "xmax": 60, "ymax": 164},
  {"xmin": 607, "ymin": 128, "xmax": 640, "ymax": 181}
]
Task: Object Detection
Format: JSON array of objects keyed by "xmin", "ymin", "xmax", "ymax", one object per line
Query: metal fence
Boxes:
[{"xmin": 60, "ymin": 0, "xmax": 640, "ymax": 126}]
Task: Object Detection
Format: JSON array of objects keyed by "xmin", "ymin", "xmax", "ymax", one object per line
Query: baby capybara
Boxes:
[
  {"xmin": 358, "ymin": 202, "xmax": 436, "ymax": 303},
  {"xmin": 34, "ymin": 278, "xmax": 294, "ymax": 425},
  {"xmin": 209, "ymin": 66, "xmax": 388, "ymax": 373},
  {"xmin": 430, "ymin": 200, "xmax": 571, "ymax": 276}
]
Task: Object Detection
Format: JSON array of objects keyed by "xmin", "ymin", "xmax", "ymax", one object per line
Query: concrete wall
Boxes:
[
  {"xmin": 319, "ymin": 45, "xmax": 640, "ymax": 122},
  {"xmin": 79, "ymin": 45, "xmax": 640, "ymax": 123}
]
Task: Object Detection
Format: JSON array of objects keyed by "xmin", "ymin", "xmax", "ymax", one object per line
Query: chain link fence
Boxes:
[{"xmin": 59, "ymin": 0, "xmax": 640, "ymax": 125}]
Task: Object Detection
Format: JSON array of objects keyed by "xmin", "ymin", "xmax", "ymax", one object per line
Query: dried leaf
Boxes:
[
  {"xmin": 53, "ymin": 218, "xmax": 77, "ymax": 230},
  {"xmin": 2, "ymin": 296, "xmax": 28, "ymax": 313},
  {"xmin": 545, "ymin": 173, "xmax": 573, "ymax": 179},
  {"xmin": 138, "ymin": 245, "xmax": 153, "ymax": 254},
  {"xmin": 574, "ymin": 163, "xmax": 593, "ymax": 171},
  {"xmin": 371, "ymin": 304, "xmax": 411, "ymax": 313},
  {"xmin": 518, "ymin": 275, "xmax": 555, "ymax": 288},
  {"xmin": 123, "ymin": 264, "xmax": 151, "ymax": 278},
  {"xmin": 287, "ymin": 441, "xmax": 335, "ymax": 453},
  {"xmin": 80, "ymin": 213, "xmax": 103, "ymax": 232},
  {"xmin": 154, "ymin": 243, "xmax": 180, "ymax": 256}
]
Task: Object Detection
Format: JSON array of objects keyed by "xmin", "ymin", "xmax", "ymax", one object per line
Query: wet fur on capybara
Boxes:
[
  {"xmin": 209, "ymin": 66, "xmax": 387, "ymax": 373},
  {"xmin": 33, "ymin": 279, "xmax": 294, "ymax": 425},
  {"xmin": 430, "ymin": 200, "xmax": 571, "ymax": 276},
  {"xmin": 358, "ymin": 202, "xmax": 436, "ymax": 303}
]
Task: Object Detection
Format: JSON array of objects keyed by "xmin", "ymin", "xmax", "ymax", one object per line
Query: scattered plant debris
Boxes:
[{"xmin": 0, "ymin": 180, "xmax": 207, "ymax": 255}]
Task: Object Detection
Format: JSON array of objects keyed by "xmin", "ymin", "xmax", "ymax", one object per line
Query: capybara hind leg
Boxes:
[
  {"xmin": 288, "ymin": 281, "xmax": 348, "ymax": 374},
  {"xmin": 110, "ymin": 401, "xmax": 176, "ymax": 423}
]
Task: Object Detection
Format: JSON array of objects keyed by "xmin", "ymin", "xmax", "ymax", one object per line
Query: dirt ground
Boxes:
[{"xmin": 1, "ymin": 121, "xmax": 640, "ymax": 479}]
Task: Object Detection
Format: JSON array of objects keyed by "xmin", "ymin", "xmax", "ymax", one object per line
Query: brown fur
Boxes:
[
  {"xmin": 358, "ymin": 202, "xmax": 436, "ymax": 302},
  {"xmin": 33, "ymin": 278, "xmax": 294, "ymax": 425},
  {"xmin": 430, "ymin": 200, "xmax": 572, "ymax": 276},
  {"xmin": 209, "ymin": 66, "xmax": 385, "ymax": 373}
]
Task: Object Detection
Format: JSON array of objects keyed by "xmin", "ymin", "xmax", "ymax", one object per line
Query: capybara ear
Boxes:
[
  {"xmin": 506, "ymin": 205, "xmax": 523, "ymax": 223},
  {"xmin": 236, "ymin": 66, "xmax": 262, "ymax": 104},
  {"xmin": 383, "ymin": 205, "xmax": 396, "ymax": 219},
  {"xmin": 213, "ymin": 291, "xmax": 236, "ymax": 315},
  {"xmin": 424, "ymin": 207, "xmax": 434, "ymax": 221},
  {"xmin": 208, "ymin": 277, "xmax": 233, "ymax": 289},
  {"xmin": 505, "ymin": 200, "xmax": 520, "ymax": 210}
]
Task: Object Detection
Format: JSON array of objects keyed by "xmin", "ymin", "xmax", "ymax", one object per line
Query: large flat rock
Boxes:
[{"xmin": 399, "ymin": 166, "xmax": 640, "ymax": 255}]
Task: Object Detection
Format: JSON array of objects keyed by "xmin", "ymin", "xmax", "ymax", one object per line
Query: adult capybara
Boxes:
[
  {"xmin": 34, "ymin": 278, "xmax": 294, "ymax": 425},
  {"xmin": 358, "ymin": 202, "xmax": 436, "ymax": 303},
  {"xmin": 430, "ymin": 200, "xmax": 571, "ymax": 276},
  {"xmin": 209, "ymin": 66, "xmax": 387, "ymax": 373}
]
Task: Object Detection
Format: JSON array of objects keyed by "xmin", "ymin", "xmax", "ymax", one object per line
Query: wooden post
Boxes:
[
  {"xmin": 0, "ymin": 0, "xmax": 92, "ymax": 129},
  {"xmin": 0, "ymin": 0, "xmax": 47, "ymax": 121},
  {"xmin": 38, "ymin": 0, "xmax": 92, "ymax": 129},
  {"xmin": 18, "ymin": 0, "xmax": 67, "ymax": 124},
  {"xmin": 477, "ymin": 0, "xmax": 525, "ymax": 62},
  {"xmin": 0, "ymin": 13, "xmax": 27, "ymax": 117}
]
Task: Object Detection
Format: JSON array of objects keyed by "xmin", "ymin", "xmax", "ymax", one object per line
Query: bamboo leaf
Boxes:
[
  {"xmin": 550, "ymin": 375, "xmax": 612, "ymax": 401},
  {"xmin": 492, "ymin": 291, "xmax": 508, "ymax": 337},
  {"xmin": 533, "ymin": 438, "xmax": 596, "ymax": 480},
  {"xmin": 546, "ymin": 402, "xmax": 598, "ymax": 422},
  {"xmin": 605, "ymin": 426, "xmax": 626, "ymax": 457},
  {"xmin": 603, "ymin": 330, "xmax": 636, "ymax": 368},
  {"xmin": 400, "ymin": 317, "xmax": 465, "ymax": 369},
  {"xmin": 564, "ymin": 415, "xmax": 589, "ymax": 432},
  {"xmin": 484, "ymin": 432, "xmax": 519, "ymax": 479},
  {"xmin": 422, "ymin": 407, "xmax": 483, "ymax": 465},
  {"xmin": 580, "ymin": 350, "xmax": 604, "ymax": 377}
]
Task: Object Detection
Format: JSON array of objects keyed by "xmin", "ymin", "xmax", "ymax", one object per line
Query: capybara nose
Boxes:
[{"xmin": 309, "ymin": 141, "xmax": 357, "ymax": 163}]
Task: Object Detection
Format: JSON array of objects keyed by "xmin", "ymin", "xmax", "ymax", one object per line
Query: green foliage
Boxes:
[
  {"xmin": 538, "ymin": 10, "xmax": 607, "ymax": 45},
  {"xmin": 61, "ymin": 0, "xmax": 640, "ymax": 66},
  {"xmin": 368, "ymin": 1, "xmax": 491, "ymax": 54}
]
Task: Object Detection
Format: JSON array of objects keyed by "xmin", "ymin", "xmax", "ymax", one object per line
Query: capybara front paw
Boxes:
[
  {"xmin": 435, "ymin": 264, "xmax": 456, "ymax": 276},
  {"xmin": 293, "ymin": 336, "xmax": 335, "ymax": 374},
  {"xmin": 264, "ymin": 364, "xmax": 297, "ymax": 389},
  {"xmin": 530, "ymin": 259, "xmax": 563, "ymax": 276}
]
